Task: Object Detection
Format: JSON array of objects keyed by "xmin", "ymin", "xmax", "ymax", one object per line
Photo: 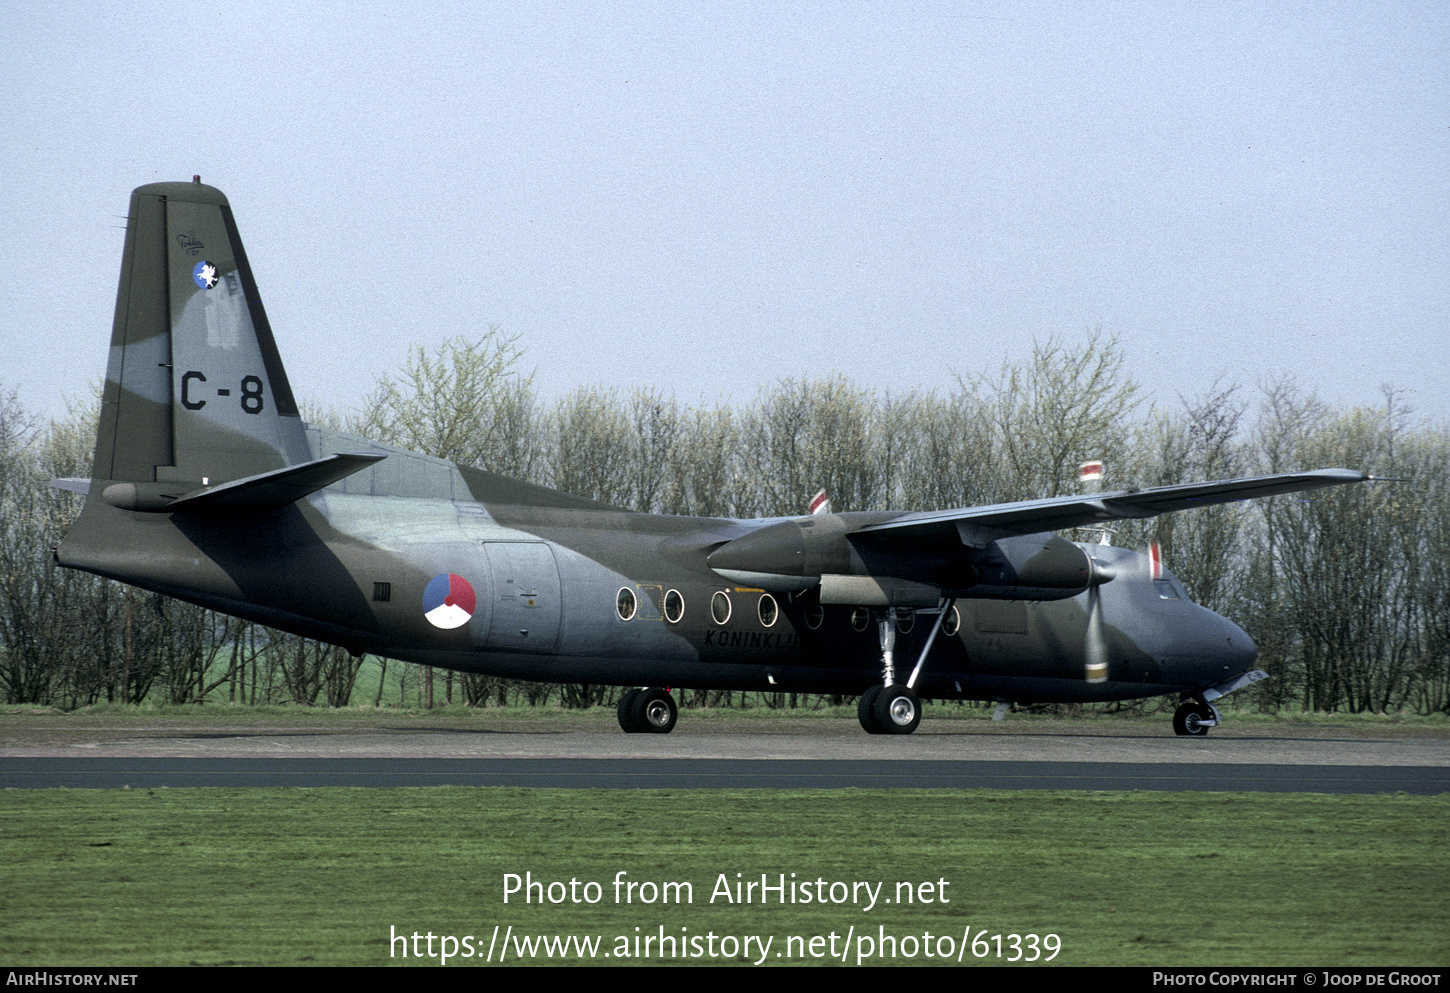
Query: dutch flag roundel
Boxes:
[{"xmin": 423, "ymin": 573, "xmax": 476, "ymax": 630}]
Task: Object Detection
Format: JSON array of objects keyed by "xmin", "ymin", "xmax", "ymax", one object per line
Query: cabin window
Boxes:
[
  {"xmin": 804, "ymin": 604, "xmax": 824, "ymax": 630},
  {"xmin": 896, "ymin": 612, "xmax": 914, "ymax": 634},
  {"xmin": 1154, "ymin": 580, "xmax": 1180, "ymax": 600},
  {"xmin": 711, "ymin": 591, "xmax": 732, "ymax": 625},
  {"xmin": 616, "ymin": 587, "xmax": 638, "ymax": 621},
  {"xmin": 850, "ymin": 607, "xmax": 870, "ymax": 632},
  {"xmin": 758, "ymin": 593, "xmax": 778, "ymax": 628},
  {"xmin": 664, "ymin": 589, "xmax": 684, "ymax": 623}
]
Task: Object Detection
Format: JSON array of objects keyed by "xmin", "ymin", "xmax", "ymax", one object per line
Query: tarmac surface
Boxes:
[{"xmin": 2, "ymin": 710, "xmax": 1446, "ymax": 792}]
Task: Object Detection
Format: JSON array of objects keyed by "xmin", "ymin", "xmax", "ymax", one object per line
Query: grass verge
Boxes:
[{"xmin": 1, "ymin": 788, "xmax": 1445, "ymax": 966}]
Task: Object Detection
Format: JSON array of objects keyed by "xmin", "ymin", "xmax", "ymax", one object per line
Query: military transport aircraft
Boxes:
[{"xmin": 55, "ymin": 180, "xmax": 1370, "ymax": 736}]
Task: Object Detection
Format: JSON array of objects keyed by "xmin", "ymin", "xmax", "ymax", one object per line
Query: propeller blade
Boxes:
[
  {"xmin": 1084, "ymin": 555, "xmax": 1116, "ymax": 683},
  {"xmin": 1084, "ymin": 585, "xmax": 1108, "ymax": 683}
]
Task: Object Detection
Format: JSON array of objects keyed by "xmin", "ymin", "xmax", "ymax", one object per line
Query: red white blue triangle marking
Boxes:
[{"xmin": 423, "ymin": 573, "xmax": 475, "ymax": 629}]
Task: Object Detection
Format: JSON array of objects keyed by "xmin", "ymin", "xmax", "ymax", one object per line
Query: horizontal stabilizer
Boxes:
[
  {"xmin": 166, "ymin": 452, "xmax": 387, "ymax": 514},
  {"xmin": 49, "ymin": 478, "xmax": 92, "ymax": 495}
]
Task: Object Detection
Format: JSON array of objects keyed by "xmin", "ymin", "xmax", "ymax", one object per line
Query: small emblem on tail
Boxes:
[{"xmin": 192, "ymin": 260, "xmax": 218, "ymax": 289}]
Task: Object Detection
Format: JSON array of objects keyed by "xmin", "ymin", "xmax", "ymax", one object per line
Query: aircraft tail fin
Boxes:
[{"xmin": 92, "ymin": 180, "xmax": 309, "ymax": 488}]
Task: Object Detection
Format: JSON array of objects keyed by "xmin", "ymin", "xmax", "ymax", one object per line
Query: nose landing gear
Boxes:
[
  {"xmin": 1172, "ymin": 669, "xmax": 1269, "ymax": 736},
  {"xmin": 1172, "ymin": 700, "xmax": 1219, "ymax": 736}
]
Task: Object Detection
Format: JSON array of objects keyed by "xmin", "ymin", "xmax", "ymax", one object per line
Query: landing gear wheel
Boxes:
[
  {"xmin": 631, "ymin": 687, "xmax": 678, "ymax": 734},
  {"xmin": 1173, "ymin": 702, "xmax": 1214, "ymax": 737},
  {"xmin": 873, "ymin": 685, "xmax": 922, "ymax": 735},
  {"xmin": 857, "ymin": 685, "xmax": 885, "ymax": 734},
  {"xmin": 617, "ymin": 688, "xmax": 644, "ymax": 732}
]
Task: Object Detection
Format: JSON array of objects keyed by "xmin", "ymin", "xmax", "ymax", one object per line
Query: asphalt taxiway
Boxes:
[{"xmin": 2, "ymin": 713, "xmax": 1445, "ymax": 792}]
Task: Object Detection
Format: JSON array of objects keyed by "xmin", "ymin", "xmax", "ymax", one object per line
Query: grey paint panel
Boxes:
[
  {"xmin": 483, "ymin": 541, "xmax": 562, "ymax": 651},
  {"xmin": 100, "ymin": 190, "xmax": 172, "ymax": 482}
]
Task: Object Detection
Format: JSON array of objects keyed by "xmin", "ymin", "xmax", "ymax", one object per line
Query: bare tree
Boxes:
[
  {"xmin": 0, "ymin": 391, "xmax": 73, "ymax": 704},
  {"xmin": 744, "ymin": 376, "xmax": 881, "ymax": 516},
  {"xmin": 667, "ymin": 405, "xmax": 741, "ymax": 518},
  {"xmin": 1257, "ymin": 386, "xmax": 1420, "ymax": 712},
  {"xmin": 356, "ymin": 327, "xmax": 537, "ymax": 474},
  {"xmin": 1126, "ymin": 380, "xmax": 1248, "ymax": 610},
  {"xmin": 629, "ymin": 388, "xmax": 683, "ymax": 514},
  {"xmin": 549, "ymin": 387, "xmax": 634, "ymax": 506},
  {"xmin": 893, "ymin": 387, "xmax": 1000, "ymax": 511},
  {"xmin": 965, "ymin": 329, "xmax": 1141, "ymax": 500}
]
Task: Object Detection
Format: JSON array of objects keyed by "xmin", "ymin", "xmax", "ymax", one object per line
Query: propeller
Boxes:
[
  {"xmin": 1079, "ymin": 458, "xmax": 1114, "ymax": 682},
  {"xmin": 1084, "ymin": 540, "xmax": 1162, "ymax": 683},
  {"xmin": 1083, "ymin": 553, "xmax": 1116, "ymax": 683}
]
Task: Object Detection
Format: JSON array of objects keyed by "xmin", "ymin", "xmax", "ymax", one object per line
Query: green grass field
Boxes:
[{"xmin": 2, "ymin": 787, "xmax": 1445, "ymax": 967}]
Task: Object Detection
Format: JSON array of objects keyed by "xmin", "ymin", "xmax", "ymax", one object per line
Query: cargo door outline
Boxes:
[
  {"xmin": 634, "ymin": 584, "xmax": 664, "ymax": 621},
  {"xmin": 481, "ymin": 541, "xmax": 562, "ymax": 651}
]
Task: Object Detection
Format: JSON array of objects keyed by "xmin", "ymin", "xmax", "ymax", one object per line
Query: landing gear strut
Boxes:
[
  {"xmin": 857, "ymin": 600, "xmax": 954, "ymax": 735},
  {"xmin": 618, "ymin": 686, "xmax": 678, "ymax": 734}
]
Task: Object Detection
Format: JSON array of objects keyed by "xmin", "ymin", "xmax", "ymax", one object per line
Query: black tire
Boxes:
[
  {"xmin": 632, "ymin": 687, "xmax": 678, "ymax": 734},
  {"xmin": 857, "ymin": 685, "xmax": 884, "ymax": 734},
  {"xmin": 1173, "ymin": 702, "xmax": 1212, "ymax": 737},
  {"xmin": 873, "ymin": 685, "xmax": 922, "ymax": 735},
  {"xmin": 617, "ymin": 688, "xmax": 643, "ymax": 733}
]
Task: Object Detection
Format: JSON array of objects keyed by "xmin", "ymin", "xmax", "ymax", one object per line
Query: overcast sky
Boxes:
[{"xmin": 3, "ymin": 1, "xmax": 1446, "ymax": 434}]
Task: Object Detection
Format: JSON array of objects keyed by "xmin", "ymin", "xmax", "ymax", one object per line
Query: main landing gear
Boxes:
[
  {"xmin": 857, "ymin": 600, "xmax": 956, "ymax": 735},
  {"xmin": 858, "ymin": 683, "xmax": 922, "ymax": 734},
  {"xmin": 618, "ymin": 686, "xmax": 678, "ymax": 734}
]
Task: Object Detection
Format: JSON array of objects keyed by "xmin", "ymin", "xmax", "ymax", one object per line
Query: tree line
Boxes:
[{"xmin": 3, "ymin": 331, "xmax": 1446, "ymax": 713}]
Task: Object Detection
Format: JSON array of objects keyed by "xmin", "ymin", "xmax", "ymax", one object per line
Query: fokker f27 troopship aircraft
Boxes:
[{"xmin": 55, "ymin": 181, "xmax": 1369, "ymax": 736}]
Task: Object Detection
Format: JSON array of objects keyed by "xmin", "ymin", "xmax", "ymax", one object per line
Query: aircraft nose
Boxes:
[
  {"xmin": 1198, "ymin": 610, "xmax": 1257, "ymax": 680},
  {"xmin": 1222, "ymin": 615, "xmax": 1257, "ymax": 668},
  {"xmin": 1155, "ymin": 604, "xmax": 1258, "ymax": 688}
]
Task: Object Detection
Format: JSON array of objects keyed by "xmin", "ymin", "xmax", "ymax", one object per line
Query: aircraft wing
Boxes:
[{"xmin": 853, "ymin": 468, "xmax": 1369, "ymax": 546}]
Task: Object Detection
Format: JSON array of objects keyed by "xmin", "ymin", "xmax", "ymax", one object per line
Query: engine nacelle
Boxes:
[
  {"xmin": 967, "ymin": 533, "xmax": 1094, "ymax": 600},
  {"xmin": 707, "ymin": 517, "xmax": 1101, "ymax": 603},
  {"xmin": 706, "ymin": 516, "xmax": 853, "ymax": 592}
]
